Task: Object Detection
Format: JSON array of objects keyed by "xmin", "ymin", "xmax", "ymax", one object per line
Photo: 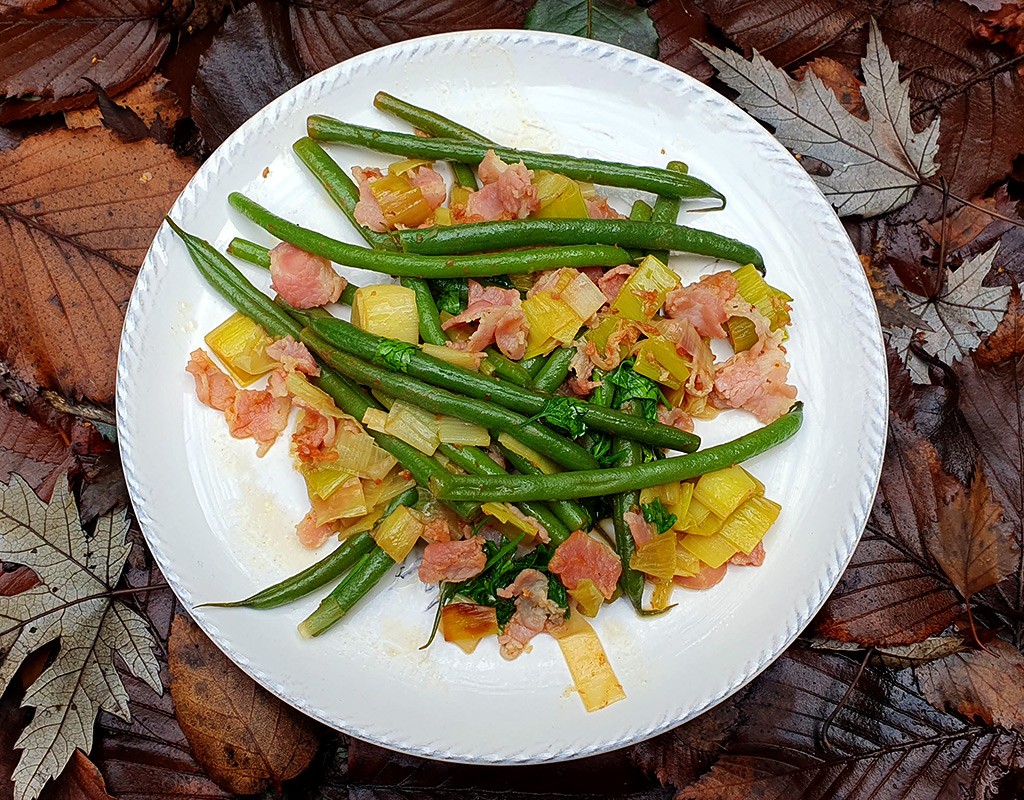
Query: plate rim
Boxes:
[{"xmin": 116, "ymin": 28, "xmax": 888, "ymax": 764}]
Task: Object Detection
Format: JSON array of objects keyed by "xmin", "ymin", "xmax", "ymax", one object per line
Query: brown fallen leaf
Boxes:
[
  {"xmin": 0, "ymin": 0, "xmax": 169, "ymax": 124},
  {"xmin": 649, "ymin": 0, "xmax": 714, "ymax": 82},
  {"xmin": 807, "ymin": 634, "xmax": 969, "ymax": 668},
  {"xmin": 40, "ymin": 751, "xmax": 115, "ymax": 800},
  {"xmin": 0, "ymin": 0, "xmax": 57, "ymax": 16},
  {"xmin": 861, "ymin": 253, "xmax": 922, "ymax": 329},
  {"xmin": 917, "ymin": 638, "xmax": 1024, "ymax": 730},
  {"xmin": 978, "ymin": 4, "xmax": 1024, "ymax": 69},
  {"xmin": 0, "ymin": 127, "xmax": 195, "ymax": 404},
  {"xmin": 64, "ymin": 75, "xmax": 181, "ymax": 132},
  {"xmin": 793, "ymin": 56, "xmax": 867, "ymax": 118},
  {"xmin": 167, "ymin": 614, "xmax": 320, "ymax": 795},
  {"xmin": 919, "ymin": 189, "xmax": 1017, "ymax": 253},
  {"xmin": 0, "ymin": 395, "xmax": 75, "ymax": 503},
  {"xmin": 170, "ymin": 0, "xmax": 231, "ymax": 33}
]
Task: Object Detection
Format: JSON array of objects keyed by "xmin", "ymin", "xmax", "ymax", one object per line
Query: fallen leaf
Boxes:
[
  {"xmin": 815, "ymin": 417, "xmax": 965, "ymax": 645},
  {"xmin": 793, "ymin": 56, "xmax": 866, "ymax": 117},
  {"xmin": 170, "ymin": 0, "xmax": 231, "ymax": 33},
  {"xmin": 288, "ymin": 0, "xmax": 532, "ymax": 75},
  {"xmin": 861, "ymin": 252, "xmax": 923, "ymax": 330},
  {"xmin": 649, "ymin": 0, "xmax": 713, "ymax": 82},
  {"xmin": 83, "ymin": 80, "xmax": 152, "ymax": 143},
  {"xmin": 677, "ymin": 646, "xmax": 1024, "ymax": 799},
  {"xmin": 64, "ymin": 75, "xmax": 181, "ymax": 133},
  {"xmin": 191, "ymin": 0, "xmax": 305, "ymax": 151},
  {"xmin": 525, "ymin": 0, "xmax": 659, "ymax": 57},
  {"xmin": 0, "ymin": 396, "xmax": 75, "ymax": 503},
  {"xmin": 978, "ymin": 4, "xmax": 1024, "ymax": 69},
  {"xmin": 40, "ymin": 751, "xmax": 115, "ymax": 800},
  {"xmin": 0, "ymin": 127, "xmax": 195, "ymax": 404},
  {"xmin": 0, "ymin": 0, "xmax": 169, "ymax": 124},
  {"xmin": 0, "ymin": 0, "xmax": 58, "ymax": 17},
  {"xmin": 0, "ymin": 474, "xmax": 161, "ymax": 800},
  {"xmin": 919, "ymin": 190, "xmax": 1016, "ymax": 253},
  {"xmin": 917, "ymin": 638, "xmax": 1024, "ymax": 730},
  {"xmin": 167, "ymin": 614, "xmax": 320, "ymax": 795},
  {"xmin": 897, "ymin": 244, "xmax": 1010, "ymax": 377},
  {"xmin": 696, "ymin": 0, "xmax": 1024, "ymax": 197},
  {"xmin": 807, "ymin": 634, "xmax": 969, "ymax": 667},
  {"xmin": 696, "ymin": 19, "xmax": 940, "ymax": 217}
]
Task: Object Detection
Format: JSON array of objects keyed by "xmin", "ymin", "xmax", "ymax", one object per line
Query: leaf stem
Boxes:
[{"xmin": 0, "ymin": 582, "xmax": 169, "ymax": 639}]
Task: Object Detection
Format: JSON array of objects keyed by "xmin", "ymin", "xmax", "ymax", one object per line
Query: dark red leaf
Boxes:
[
  {"xmin": 288, "ymin": 0, "xmax": 532, "ymax": 75},
  {"xmin": 649, "ymin": 0, "xmax": 714, "ymax": 81},
  {"xmin": 191, "ymin": 0, "xmax": 305, "ymax": 151},
  {"xmin": 0, "ymin": 394, "xmax": 75, "ymax": 502},
  {"xmin": 85, "ymin": 79, "xmax": 155, "ymax": 144},
  {"xmin": 40, "ymin": 751, "xmax": 115, "ymax": 800},
  {"xmin": 0, "ymin": 0, "xmax": 169, "ymax": 124}
]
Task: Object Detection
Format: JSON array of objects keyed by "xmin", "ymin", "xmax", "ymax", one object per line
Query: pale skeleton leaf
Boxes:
[
  {"xmin": 890, "ymin": 244, "xmax": 1010, "ymax": 382},
  {"xmin": 696, "ymin": 19, "xmax": 940, "ymax": 217},
  {"xmin": 0, "ymin": 475, "xmax": 160, "ymax": 800}
]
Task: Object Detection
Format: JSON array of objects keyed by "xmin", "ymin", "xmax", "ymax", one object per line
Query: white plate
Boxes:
[{"xmin": 117, "ymin": 31, "xmax": 887, "ymax": 763}]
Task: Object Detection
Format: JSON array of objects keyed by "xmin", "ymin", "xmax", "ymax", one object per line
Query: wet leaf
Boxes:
[
  {"xmin": 525, "ymin": 0, "xmax": 659, "ymax": 57},
  {"xmin": 917, "ymin": 638, "xmax": 1024, "ymax": 730},
  {"xmin": 792, "ymin": 56, "xmax": 866, "ymax": 118},
  {"xmin": 807, "ymin": 635, "xmax": 970, "ymax": 668},
  {"xmin": 0, "ymin": 396, "xmax": 75, "ymax": 503},
  {"xmin": 64, "ymin": 75, "xmax": 181, "ymax": 133},
  {"xmin": 678, "ymin": 645, "xmax": 1024, "ymax": 799},
  {"xmin": 0, "ymin": 0, "xmax": 169, "ymax": 124},
  {"xmin": 191, "ymin": 0, "xmax": 305, "ymax": 151},
  {"xmin": 697, "ymin": 19, "xmax": 940, "ymax": 217},
  {"xmin": 167, "ymin": 614, "xmax": 320, "ymax": 795},
  {"xmin": 289, "ymin": 0, "xmax": 532, "ymax": 75},
  {"xmin": 40, "ymin": 751, "xmax": 115, "ymax": 800},
  {"xmin": 649, "ymin": 0, "xmax": 713, "ymax": 81},
  {"xmin": 978, "ymin": 4, "xmax": 1024, "ymax": 64},
  {"xmin": 0, "ymin": 474, "xmax": 161, "ymax": 800},
  {"xmin": 0, "ymin": 128, "xmax": 194, "ymax": 404}
]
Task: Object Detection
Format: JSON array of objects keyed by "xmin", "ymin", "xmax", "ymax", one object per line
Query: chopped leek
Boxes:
[
  {"xmin": 333, "ymin": 426, "xmax": 397, "ymax": 481},
  {"xmin": 441, "ymin": 603, "xmax": 499, "ymax": 654},
  {"xmin": 352, "ymin": 284, "xmax": 420, "ymax": 344},
  {"xmin": 561, "ymin": 272, "xmax": 607, "ymax": 322},
  {"xmin": 718, "ymin": 495, "xmax": 781, "ymax": 554},
  {"xmin": 671, "ymin": 482, "xmax": 693, "ymax": 530},
  {"xmin": 286, "ymin": 371, "xmax": 345, "ymax": 417},
  {"xmin": 388, "ymin": 158, "xmax": 433, "ymax": 177},
  {"xmin": 693, "ymin": 466, "xmax": 758, "ymax": 519},
  {"xmin": 532, "ymin": 170, "xmax": 589, "ymax": 219},
  {"xmin": 303, "ymin": 464, "xmax": 355, "ymax": 500},
  {"xmin": 632, "ymin": 337, "xmax": 691, "ymax": 390},
  {"xmin": 674, "ymin": 539, "xmax": 702, "ymax": 577},
  {"xmin": 372, "ymin": 505, "xmax": 424, "ymax": 562},
  {"xmin": 384, "ymin": 399, "xmax": 440, "ymax": 455},
  {"xmin": 551, "ymin": 611, "xmax": 625, "ymax": 712},
  {"xmin": 362, "ymin": 466, "xmax": 417, "ymax": 510},
  {"xmin": 204, "ymin": 312, "xmax": 277, "ymax": 386},
  {"xmin": 726, "ymin": 264, "xmax": 794, "ymax": 352},
  {"xmin": 361, "ymin": 407, "xmax": 389, "ymax": 433},
  {"xmin": 368, "ymin": 173, "xmax": 433, "ymax": 228},
  {"xmin": 437, "ymin": 415, "xmax": 490, "ymax": 447},
  {"xmin": 610, "ymin": 255, "xmax": 680, "ymax": 321},
  {"xmin": 433, "ymin": 207, "xmax": 453, "ymax": 226},
  {"xmin": 481, "ymin": 501, "xmax": 540, "ymax": 538},
  {"xmin": 521, "ymin": 292, "xmax": 583, "ymax": 359},
  {"xmin": 679, "ymin": 532, "xmax": 738, "ymax": 569},
  {"xmin": 497, "ymin": 433, "xmax": 561, "ymax": 475},
  {"xmin": 420, "ymin": 343, "xmax": 482, "ymax": 370},
  {"xmin": 651, "ymin": 578, "xmax": 674, "ymax": 611},
  {"xmin": 629, "ymin": 531, "xmax": 676, "ymax": 581},
  {"xmin": 569, "ymin": 579, "xmax": 604, "ymax": 618},
  {"xmin": 312, "ymin": 476, "xmax": 368, "ymax": 525}
]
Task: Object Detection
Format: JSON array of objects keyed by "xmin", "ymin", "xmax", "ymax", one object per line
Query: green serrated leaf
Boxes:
[
  {"xmin": 372, "ymin": 340, "xmax": 418, "ymax": 372},
  {"xmin": 527, "ymin": 397, "xmax": 588, "ymax": 438},
  {"xmin": 642, "ymin": 497, "xmax": 677, "ymax": 535},
  {"xmin": 525, "ymin": 0, "xmax": 659, "ymax": 58}
]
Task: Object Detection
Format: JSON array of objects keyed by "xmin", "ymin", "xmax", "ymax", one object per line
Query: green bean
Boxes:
[
  {"xmin": 298, "ymin": 546, "xmax": 395, "ymax": 637},
  {"xmin": 498, "ymin": 445, "xmax": 590, "ymax": 534},
  {"xmin": 373, "ymin": 92, "xmax": 493, "ymax": 190},
  {"xmin": 394, "ymin": 219, "xmax": 762, "ymax": 269},
  {"xmin": 166, "ymin": 219, "xmax": 477, "ymax": 521},
  {"xmin": 298, "ymin": 327, "xmax": 600, "ymax": 471},
  {"xmin": 612, "ymin": 401, "xmax": 645, "ymax": 612},
  {"xmin": 431, "ymin": 405, "xmax": 804, "ymax": 502},
  {"xmin": 648, "ymin": 163, "xmax": 687, "ymax": 263},
  {"xmin": 437, "ymin": 444, "xmax": 570, "ymax": 545},
  {"xmin": 228, "ymin": 236, "xmax": 360, "ymax": 306},
  {"xmin": 307, "ymin": 116, "xmax": 725, "ymax": 206},
  {"xmin": 201, "ymin": 488, "xmax": 418, "ymax": 609},
  {"xmin": 229, "ymin": 192, "xmax": 632, "ymax": 279},
  {"xmin": 519, "ymin": 355, "xmax": 546, "ymax": 378},
  {"xmin": 308, "ymin": 317, "xmax": 700, "ymax": 452},
  {"xmin": 399, "ymin": 276, "xmax": 446, "ymax": 345},
  {"xmin": 530, "ymin": 347, "xmax": 575, "ymax": 394},
  {"xmin": 481, "ymin": 350, "xmax": 534, "ymax": 386},
  {"xmin": 292, "ymin": 137, "xmax": 398, "ymax": 251}
]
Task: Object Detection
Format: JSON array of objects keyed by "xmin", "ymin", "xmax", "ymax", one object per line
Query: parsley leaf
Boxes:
[
  {"xmin": 432, "ymin": 278, "xmax": 468, "ymax": 315},
  {"xmin": 641, "ymin": 498, "xmax": 677, "ymax": 535},
  {"xmin": 527, "ymin": 397, "xmax": 588, "ymax": 438},
  {"xmin": 605, "ymin": 358, "xmax": 665, "ymax": 421},
  {"xmin": 372, "ymin": 340, "xmax": 418, "ymax": 372}
]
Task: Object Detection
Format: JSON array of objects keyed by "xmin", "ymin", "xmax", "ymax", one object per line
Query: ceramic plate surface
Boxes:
[{"xmin": 117, "ymin": 30, "xmax": 887, "ymax": 763}]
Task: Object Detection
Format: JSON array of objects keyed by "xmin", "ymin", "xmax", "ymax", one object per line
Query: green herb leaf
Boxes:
[
  {"xmin": 606, "ymin": 358, "xmax": 663, "ymax": 421},
  {"xmin": 642, "ymin": 497, "xmax": 677, "ymax": 535},
  {"xmin": 432, "ymin": 277, "xmax": 468, "ymax": 315},
  {"xmin": 373, "ymin": 340, "xmax": 418, "ymax": 372},
  {"xmin": 525, "ymin": 0, "xmax": 659, "ymax": 58},
  {"xmin": 527, "ymin": 397, "xmax": 588, "ymax": 438}
]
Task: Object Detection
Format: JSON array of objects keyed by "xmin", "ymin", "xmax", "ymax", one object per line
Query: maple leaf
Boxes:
[
  {"xmin": 892, "ymin": 244, "xmax": 1010, "ymax": 381},
  {"xmin": 696, "ymin": 18, "xmax": 940, "ymax": 217},
  {"xmin": 0, "ymin": 474, "xmax": 161, "ymax": 800}
]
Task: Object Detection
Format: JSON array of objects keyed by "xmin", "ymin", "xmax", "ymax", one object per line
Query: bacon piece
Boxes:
[
  {"xmin": 442, "ymin": 280, "xmax": 528, "ymax": 359},
  {"xmin": 464, "ymin": 183, "xmax": 507, "ymax": 221},
  {"xmin": 477, "ymin": 149, "xmax": 507, "ymax": 184},
  {"xmin": 664, "ymin": 270, "xmax": 739, "ymax": 339},
  {"xmin": 548, "ymin": 531, "xmax": 622, "ymax": 599},
  {"xmin": 597, "ymin": 264, "xmax": 636, "ymax": 303},
  {"xmin": 506, "ymin": 505, "xmax": 549, "ymax": 543},
  {"xmin": 186, "ymin": 349, "xmax": 236, "ymax": 412},
  {"xmin": 418, "ymin": 537, "xmax": 487, "ymax": 583},
  {"xmin": 712, "ymin": 329, "xmax": 797, "ymax": 424},
  {"xmin": 467, "ymin": 150, "xmax": 539, "ymax": 220},
  {"xmin": 267, "ymin": 368, "xmax": 289, "ymax": 398},
  {"xmin": 352, "ymin": 166, "xmax": 387, "ymax": 232},
  {"xmin": 585, "ymin": 318, "xmax": 642, "ymax": 372},
  {"xmin": 658, "ymin": 317, "xmax": 716, "ymax": 399},
  {"xmin": 658, "ymin": 404, "xmax": 694, "ymax": 433},
  {"xmin": 421, "ymin": 518, "xmax": 453, "ymax": 544},
  {"xmin": 267, "ymin": 336, "xmax": 320, "ymax": 376},
  {"xmin": 730, "ymin": 542, "xmax": 766, "ymax": 566},
  {"xmin": 675, "ymin": 563, "xmax": 728, "ymax": 590},
  {"xmin": 407, "ymin": 165, "xmax": 446, "ymax": 208},
  {"xmin": 497, "ymin": 568, "xmax": 566, "ymax": 659},
  {"xmin": 269, "ymin": 242, "xmax": 347, "ymax": 309},
  {"xmin": 624, "ymin": 509, "xmax": 656, "ymax": 548},
  {"xmin": 296, "ymin": 509, "xmax": 338, "ymax": 549},
  {"xmin": 567, "ymin": 343, "xmax": 601, "ymax": 396},
  {"xmin": 585, "ymin": 196, "xmax": 627, "ymax": 219},
  {"xmin": 292, "ymin": 409, "xmax": 338, "ymax": 465},
  {"xmin": 226, "ymin": 389, "xmax": 291, "ymax": 456}
]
